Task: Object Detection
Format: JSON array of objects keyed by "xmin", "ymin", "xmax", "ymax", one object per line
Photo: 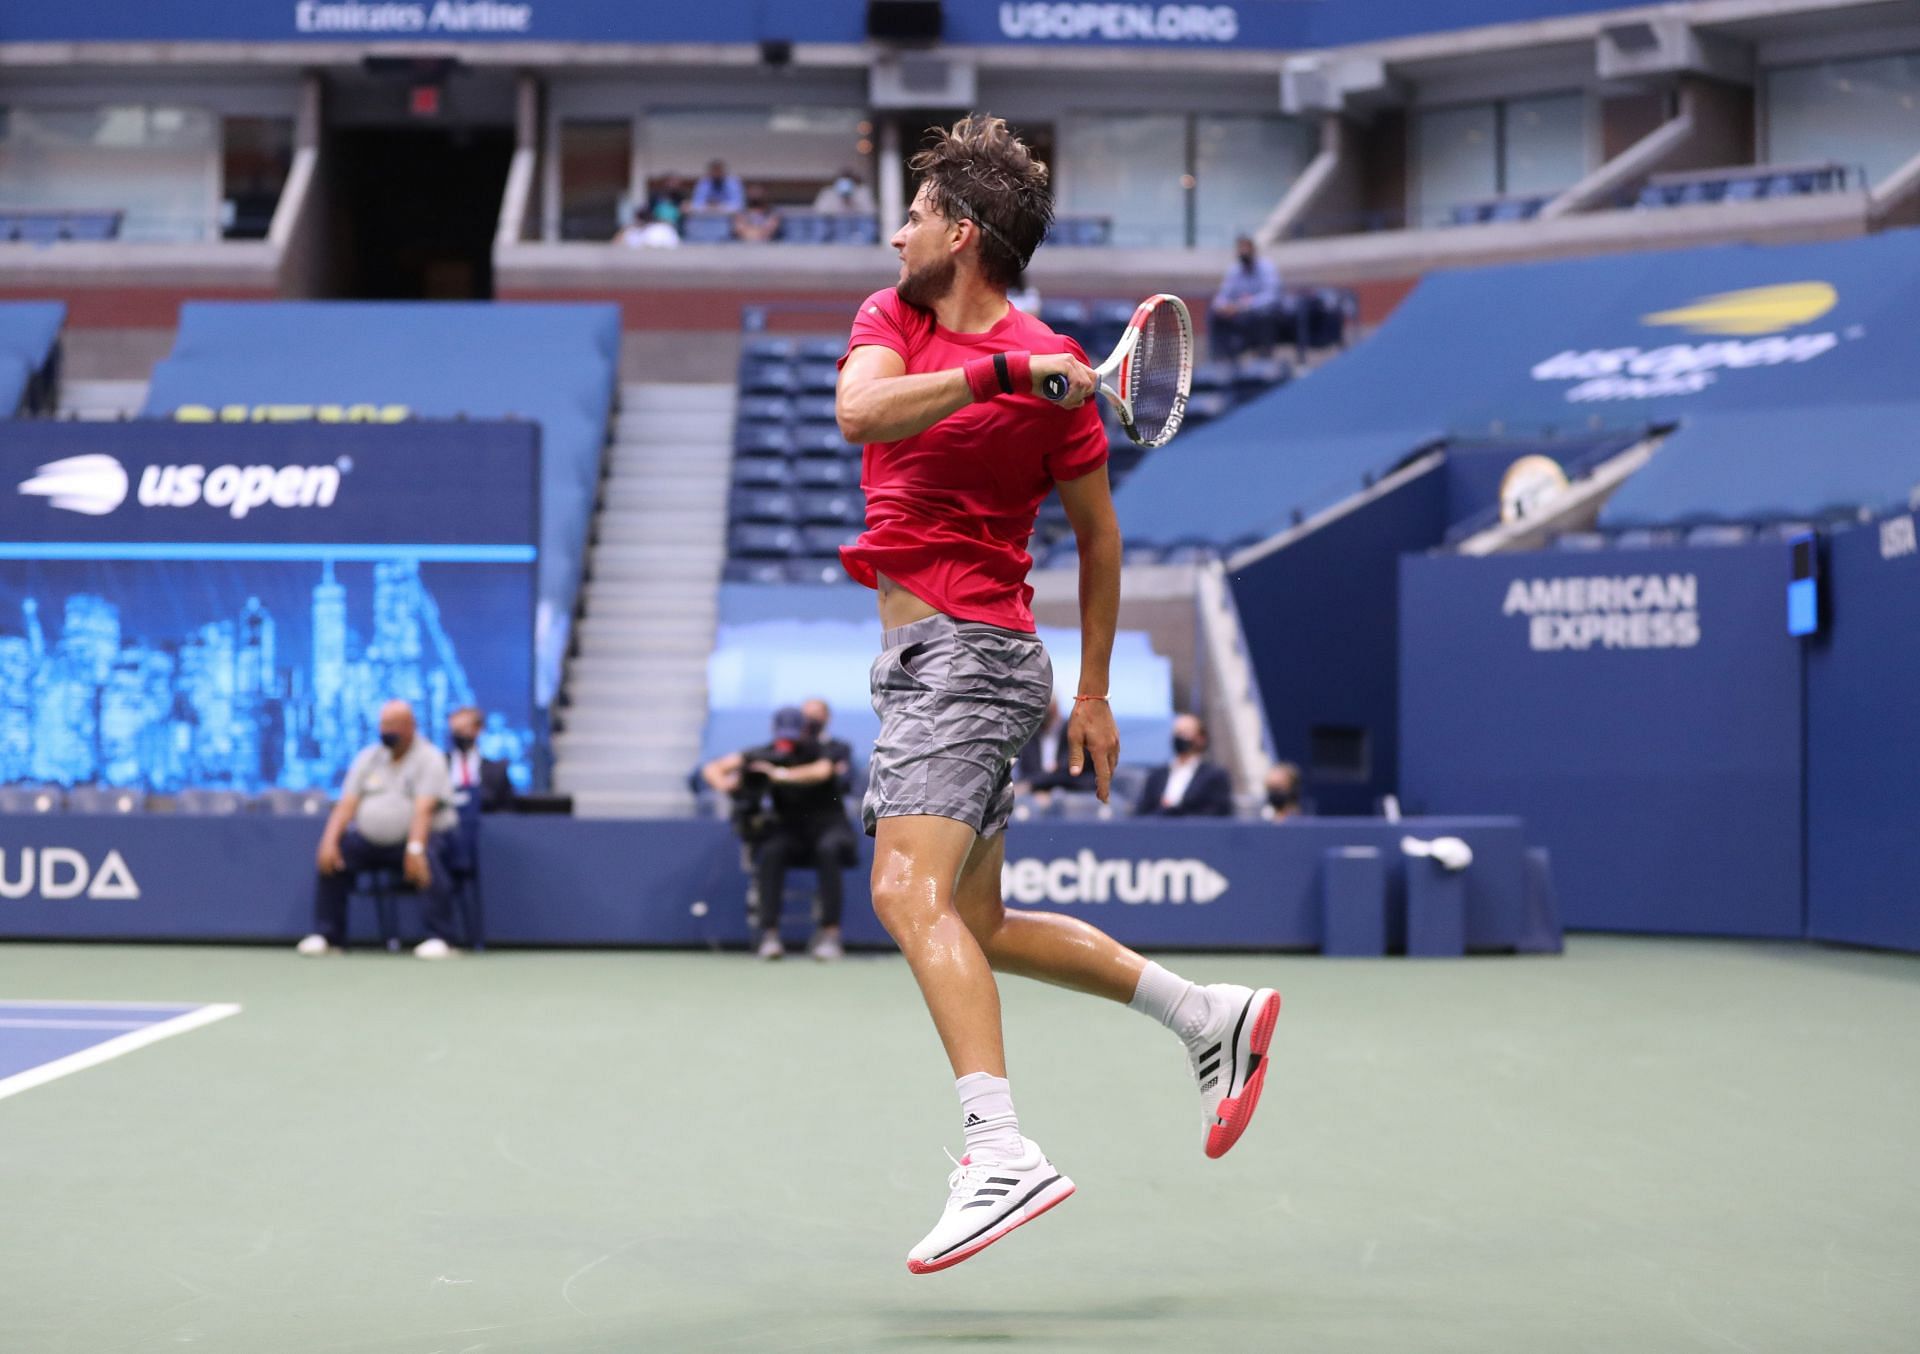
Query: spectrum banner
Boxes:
[{"xmin": 0, "ymin": 422, "xmax": 539, "ymax": 793}]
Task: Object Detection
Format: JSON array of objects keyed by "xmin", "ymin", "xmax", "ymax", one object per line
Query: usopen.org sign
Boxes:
[
  {"xmin": 997, "ymin": 3, "xmax": 1240, "ymax": 42},
  {"xmin": 1002, "ymin": 850, "xmax": 1229, "ymax": 905}
]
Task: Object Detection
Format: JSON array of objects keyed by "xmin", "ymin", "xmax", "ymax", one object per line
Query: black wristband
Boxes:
[{"xmin": 993, "ymin": 352, "xmax": 1012, "ymax": 395}]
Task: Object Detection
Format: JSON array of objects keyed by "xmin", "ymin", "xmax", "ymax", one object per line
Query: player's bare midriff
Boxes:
[{"xmin": 876, "ymin": 573, "xmax": 941, "ymax": 630}]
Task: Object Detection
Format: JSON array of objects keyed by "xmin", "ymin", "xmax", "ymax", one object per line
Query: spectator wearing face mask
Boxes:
[
  {"xmin": 446, "ymin": 705, "xmax": 514, "ymax": 813},
  {"xmin": 297, "ymin": 700, "xmax": 462, "ymax": 959},
  {"xmin": 1262, "ymin": 761, "xmax": 1304, "ymax": 822},
  {"xmin": 1135, "ymin": 712, "xmax": 1234, "ymax": 818},
  {"xmin": 813, "ymin": 168, "xmax": 876, "ymax": 214}
]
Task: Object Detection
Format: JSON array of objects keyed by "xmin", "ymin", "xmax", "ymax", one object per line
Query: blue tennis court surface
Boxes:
[{"xmin": 0, "ymin": 1000, "xmax": 239, "ymax": 1099}]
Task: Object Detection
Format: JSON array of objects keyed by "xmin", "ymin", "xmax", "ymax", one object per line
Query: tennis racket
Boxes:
[{"xmin": 1042, "ymin": 293, "xmax": 1193, "ymax": 449}]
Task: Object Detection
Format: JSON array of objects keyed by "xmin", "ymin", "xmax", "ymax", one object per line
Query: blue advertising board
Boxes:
[
  {"xmin": 0, "ymin": 422, "xmax": 539, "ymax": 793},
  {"xmin": 0, "ymin": 813, "xmax": 1534, "ymax": 952},
  {"xmin": 0, "ymin": 1, "xmax": 1667, "ymax": 49},
  {"xmin": 1399, "ymin": 543, "xmax": 1804, "ymax": 938},
  {"xmin": 1804, "ymin": 513, "xmax": 1920, "ymax": 954}
]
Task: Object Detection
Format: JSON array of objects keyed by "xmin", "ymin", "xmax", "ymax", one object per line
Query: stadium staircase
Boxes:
[{"xmin": 554, "ymin": 382, "xmax": 736, "ymax": 818}]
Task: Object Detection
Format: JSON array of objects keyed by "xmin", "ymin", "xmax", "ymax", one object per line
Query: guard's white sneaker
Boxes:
[
  {"xmin": 413, "ymin": 937, "xmax": 456, "ymax": 960},
  {"xmin": 906, "ymin": 1137, "xmax": 1074, "ymax": 1275},
  {"xmin": 1189, "ymin": 984, "xmax": 1282, "ymax": 1159},
  {"xmin": 295, "ymin": 933, "xmax": 336, "ymax": 957},
  {"xmin": 808, "ymin": 928, "xmax": 844, "ymax": 962},
  {"xmin": 756, "ymin": 930, "xmax": 784, "ymax": 961}
]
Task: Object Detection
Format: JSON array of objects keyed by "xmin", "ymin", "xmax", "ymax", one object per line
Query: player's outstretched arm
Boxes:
[
  {"xmin": 1057, "ymin": 465, "xmax": 1122, "ymax": 801},
  {"xmin": 836, "ymin": 345, "xmax": 974, "ymax": 443}
]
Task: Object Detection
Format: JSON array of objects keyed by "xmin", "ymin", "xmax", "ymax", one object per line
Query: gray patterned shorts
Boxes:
[{"xmin": 863, "ymin": 613, "xmax": 1053, "ymax": 838}]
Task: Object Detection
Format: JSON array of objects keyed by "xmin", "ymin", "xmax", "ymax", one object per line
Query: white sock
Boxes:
[
  {"xmin": 1129, "ymin": 961, "xmax": 1217, "ymax": 1045},
  {"xmin": 955, "ymin": 1072, "xmax": 1024, "ymax": 1163}
]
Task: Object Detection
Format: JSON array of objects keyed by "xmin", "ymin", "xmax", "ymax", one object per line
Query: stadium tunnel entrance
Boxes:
[{"xmin": 317, "ymin": 69, "xmax": 515, "ymax": 300}]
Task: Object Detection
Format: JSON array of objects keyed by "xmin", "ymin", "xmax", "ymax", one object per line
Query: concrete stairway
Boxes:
[
  {"xmin": 553, "ymin": 383, "xmax": 735, "ymax": 818},
  {"xmin": 56, "ymin": 379, "xmax": 148, "ymax": 419}
]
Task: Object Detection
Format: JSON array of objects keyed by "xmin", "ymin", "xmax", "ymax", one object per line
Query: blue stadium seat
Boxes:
[
  {"xmin": 827, "ymin": 215, "xmax": 880, "ymax": 245},
  {"xmin": 743, "ymin": 337, "xmax": 796, "ymax": 362},
  {"xmin": 795, "ymin": 361, "xmax": 840, "ymax": 394},
  {"xmin": 725, "ymin": 560, "xmax": 792, "ymax": 585},
  {"xmin": 800, "ymin": 524, "xmax": 859, "ymax": 555},
  {"xmin": 1724, "ymin": 177, "xmax": 1763, "ymax": 202},
  {"xmin": 792, "ymin": 424, "xmax": 856, "ymax": 457},
  {"xmin": 682, "ymin": 214, "xmax": 735, "ymax": 243},
  {"xmin": 792, "ymin": 394, "xmax": 838, "ymax": 422},
  {"xmin": 797, "ymin": 490, "xmax": 863, "ymax": 525},
  {"xmin": 737, "ymin": 394, "xmax": 793, "ymax": 423},
  {"xmin": 733, "ymin": 455, "xmax": 794, "ymax": 488},
  {"xmin": 1190, "ymin": 361, "xmax": 1234, "ymax": 393},
  {"xmin": 730, "ymin": 523, "xmax": 801, "ymax": 558},
  {"xmin": 785, "ymin": 558, "xmax": 848, "ymax": 584},
  {"xmin": 795, "ymin": 458, "xmax": 861, "ymax": 488},
  {"xmin": 736, "ymin": 423, "xmax": 797, "ymax": 455},
  {"xmin": 795, "ymin": 337, "xmax": 845, "ymax": 363},
  {"xmin": 777, "ymin": 213, "xmax": 831, "ymax": 244},
  {"xmin": 1039, "ymin": 300, "xmax": 1089, "ymax": 332},
  {"xmin": 1183, "ymin": 390, "xmax": 1233, "ymax": 425},
  {"xmin": 1554, "ymin": 533, "xmax": 1608, "ymax": 551},
  {"xmin": 731, "ymin": 489, "xmax": 798, "ymax": 523},
  {"xmin": 740, "ymin": 360, "xmax": 797, "ymax": 395}
]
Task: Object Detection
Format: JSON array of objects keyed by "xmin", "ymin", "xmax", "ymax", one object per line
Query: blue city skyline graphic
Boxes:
[{"xmin": 0, "ymin": 557, "xmax": 535, "ymax": 793}]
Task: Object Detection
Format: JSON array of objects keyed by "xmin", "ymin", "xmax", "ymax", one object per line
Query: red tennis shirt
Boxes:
[{"xmin": 837, "ymin": 287, "xmax": 1108, "ymax": 633}]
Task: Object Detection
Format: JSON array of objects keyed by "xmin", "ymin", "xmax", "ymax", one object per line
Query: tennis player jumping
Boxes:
[{"xmin": 834, "ymin": 116, "xmax": 1282, "ymax": 1275}]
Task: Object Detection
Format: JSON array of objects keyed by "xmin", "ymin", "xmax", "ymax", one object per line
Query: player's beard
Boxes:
[{"xmin": 897, "ymin": 255, "xmax": 958, "ymax": 312}]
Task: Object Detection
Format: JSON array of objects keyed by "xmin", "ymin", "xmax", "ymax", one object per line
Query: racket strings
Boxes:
[{"xmin": 1126, "ymin": 304, "xmax": 1189, "ymax": 446}]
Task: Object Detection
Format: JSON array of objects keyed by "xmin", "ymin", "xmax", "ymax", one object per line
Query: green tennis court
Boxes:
[{"xmin": 1, "ymin": 937, "xmax": 1914, "ymax": 1353}]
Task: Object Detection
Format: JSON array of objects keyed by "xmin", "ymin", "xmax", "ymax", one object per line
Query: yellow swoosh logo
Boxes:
[{"xmin": 1641, "ymin": 282, "xmax": 1837, "ymax": 336}]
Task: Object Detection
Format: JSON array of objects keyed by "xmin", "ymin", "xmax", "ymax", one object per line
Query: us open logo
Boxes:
[
  {"xmin": 17, "ymin": 454, "xmax": 344, "ymax": 520},
  {"xmin": 1530, "ymin": 282, "xmax": 1849, "ymax": 403}
]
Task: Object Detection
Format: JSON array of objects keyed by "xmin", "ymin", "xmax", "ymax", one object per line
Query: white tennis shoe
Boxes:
[
  {"xmin": 1189, "ymin": 984, "xmax": 1282, "ymax": 1159},
  {"xmin": 906, "ymin": 1137, "xmax": 1075, "ymax": 1275}
]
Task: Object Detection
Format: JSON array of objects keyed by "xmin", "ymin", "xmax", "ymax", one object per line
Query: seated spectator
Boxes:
[
  {"xmin": 447, "ymin": 705, "xmax": 513, "ymax": 812},
  {"xmin": 297, "ymin": 700, "xmax": 461, "ymax": 959},
  {"xmin": 733, "ymin": 187, "xmax": 782, "ymax": 243},
  {"xmin": 812, "ymin": 168, "xmax": 876, "ymax": 214},
  {"xmin": 648, "ymin": 175, "xmax": 687, "ymax": 227},
  {"xmin": 1210, "ymin": 235, "xmax": 1285, "ymax": 366},
  {"xmin": 1136, "ymin": 712, "xmax": 1234, "ymax": 818},
  {"xmin": 1261, "ymin": 761, "xmax": 1304, "ymax": 822},
  {"xmin": 689, "ymin": 158, "xmax": 746, "ymax": 214},
  {"xmin": 701, "ymin": 706, "xmax": 857, "ymax": 962},
  {"xmin": 613, "ymin": 208, "xmax": 680, "ymax": 248},
  {"xmin": 1014, "ymin": 698, "xmax": 1095, "ymax": 809}
]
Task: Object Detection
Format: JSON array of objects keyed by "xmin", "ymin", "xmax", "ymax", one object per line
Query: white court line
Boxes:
[
  {"xmin": 0, "ymin": 1018, "xmax": 153, "ymax": 1030},
  {"xmin": 0, "ymin": 999, "xmax": 204, "ymax": 1010},
  {"xmin": 0, "ymin": 1003, "xmax": 241, "ymax": 1104}
]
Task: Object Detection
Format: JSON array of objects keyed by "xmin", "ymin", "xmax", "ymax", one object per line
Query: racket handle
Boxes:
[{"xmin": 1042, "ymin": 372, "xmax": 1068, "ymax": 402}]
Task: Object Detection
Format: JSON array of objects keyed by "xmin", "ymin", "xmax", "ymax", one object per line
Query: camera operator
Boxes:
[{"xmin": 701, "ymin": 706, "xmax": 856, "ymax": 962}]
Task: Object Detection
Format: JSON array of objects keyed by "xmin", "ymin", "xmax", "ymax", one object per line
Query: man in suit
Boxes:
[
  {"xmin": 446, "ymin": 706, "xmax": 513, "ymax": 813},
  {"xmin": 1136, "ymin": 712, "xmax": 1234, "ymax": 818},
  {"xmin": 1013, "ymin": 698, "xmax": 1096, "ymax": 809}
]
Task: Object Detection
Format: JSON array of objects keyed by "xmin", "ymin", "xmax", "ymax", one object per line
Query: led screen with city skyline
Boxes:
[{"xmin": 0, "ymin": 556, "xmax": 534, "ymax": 792}]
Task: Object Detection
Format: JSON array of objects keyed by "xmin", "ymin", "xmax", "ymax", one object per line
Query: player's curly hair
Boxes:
[{"xmin": 909, "ymin": 114, "xmax": 1054, "ymax": 290}]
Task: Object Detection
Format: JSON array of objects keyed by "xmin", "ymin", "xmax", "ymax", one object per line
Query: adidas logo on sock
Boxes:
[{"xmin": 964, "ymin": 1112, "xmax": 984, "ymax": 1126}]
